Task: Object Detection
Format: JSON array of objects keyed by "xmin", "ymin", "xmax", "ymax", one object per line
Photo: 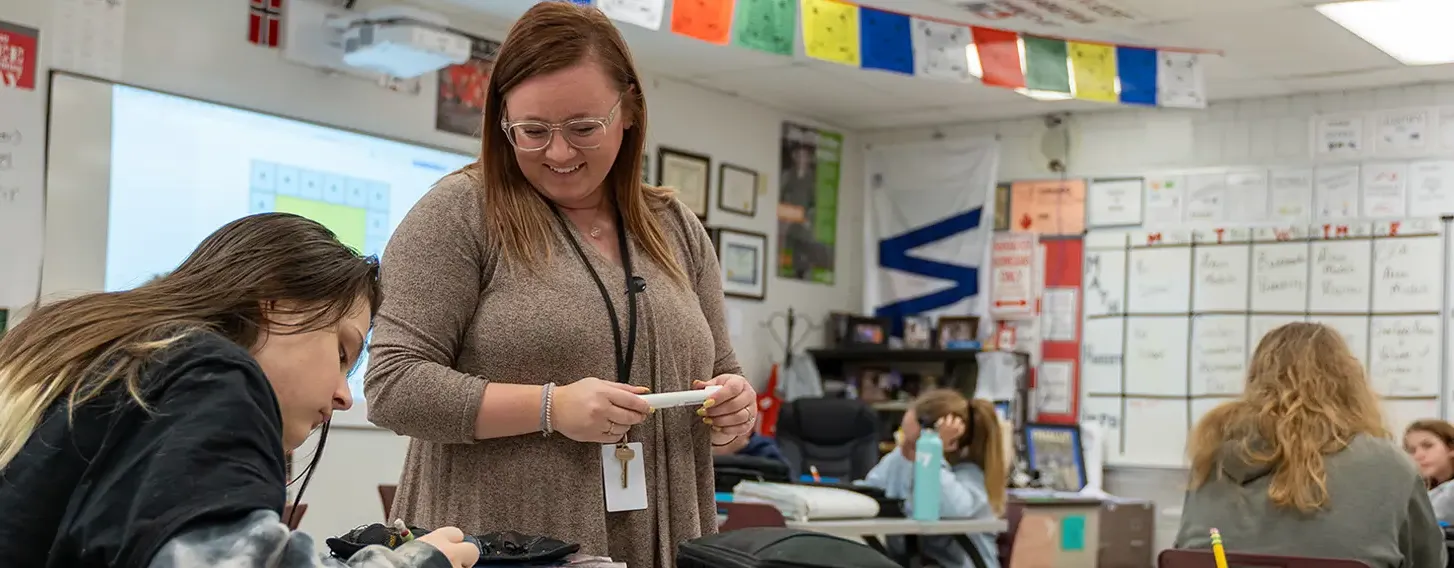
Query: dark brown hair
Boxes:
[
  {"xmin": 1405, "ymin": 419, "xmax": 1454, "ymax": 487},
  {"xmin": 0, "ymin": 212, "xmax": 381, "ymax": 522},
  {"xmin": 469, "ymin": 1, "xmax": 686, "ymax": 284}
]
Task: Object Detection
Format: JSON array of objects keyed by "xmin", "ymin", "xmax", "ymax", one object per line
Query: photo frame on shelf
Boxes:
[
  {"xmin": 1023, "ymin": 423, "xmax": 1087, "ymax": 492},
  {"xmin": 657, "ymin": 146, "xmax": 710, "ymax": 220},
  {"xmin": 903, "ymin": 315, "xmax": 933, "ymax": 349},
  {"xmin": 845, "ymin": 315, "xmax": 890, "ymax": 348},
  {"xmin": 717, "ymin": 163, "xmax": 759, "ymax": 217},
  {"xmin": 935, "ymin": 316, "xmax": 980, "ymax": 348},
  {"xmin": 709, "ymin": 227, "xmax": 767, "ymax": 301}
]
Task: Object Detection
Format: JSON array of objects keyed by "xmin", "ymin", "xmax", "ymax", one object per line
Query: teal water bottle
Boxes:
[{"xmin": 911, "ymin": 425, "xmax": 943, "ymax": 521}]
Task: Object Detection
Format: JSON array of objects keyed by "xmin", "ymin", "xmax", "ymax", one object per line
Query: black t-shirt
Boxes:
[{"xmin": 0, "ymin": 331, "xmax": 288, "ymax": 568}]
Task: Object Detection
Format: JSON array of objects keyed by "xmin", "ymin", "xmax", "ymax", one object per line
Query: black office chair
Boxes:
[{"xmin": 775, "ymin": 397, "xmax": 880, "ymax": 482}]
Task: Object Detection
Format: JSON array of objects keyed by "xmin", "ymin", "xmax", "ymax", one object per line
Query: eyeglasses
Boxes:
[{"xmin": 500, "ymin": 96, "xmax": 623, "ymax": 152}]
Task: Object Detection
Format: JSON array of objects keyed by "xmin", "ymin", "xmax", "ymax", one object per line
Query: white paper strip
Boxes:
[
  {"xmin": 1157, "ymin": 51, "xmax": 1205, "ymax": 109},
  {"xmin": 910, "ymin": 18, "xmax": 973, "ymax": 81},
  {"xmin": 598, "ymin": 0, "xmax": 666, "ymax": 31}
]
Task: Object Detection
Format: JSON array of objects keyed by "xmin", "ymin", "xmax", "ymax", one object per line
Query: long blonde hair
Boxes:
[
  {"xmin": 1187, "ymin": 322, "xmax": 1386, "ymax": 513},
  {"xmin": 469, "ymin": 2, "xmax": 686, "ymax": 284},
  {"xmin": 913, "ymin": 389, "xmax": 1008, "ymax": 515},
  {"xmin": 0, "ymin": 213, "xmax": 381, "ymax": 471}
]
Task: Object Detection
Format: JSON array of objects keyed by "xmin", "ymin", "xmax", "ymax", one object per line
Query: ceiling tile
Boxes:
[{"xmin": 1136, "ymin": 7, "xmax": 1401, "ymax": 79}]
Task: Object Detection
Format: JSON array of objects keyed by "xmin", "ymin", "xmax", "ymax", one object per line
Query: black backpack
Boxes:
[{"xmin": 677, "ymin": 527, "xmax": 900, "ymax": 568}]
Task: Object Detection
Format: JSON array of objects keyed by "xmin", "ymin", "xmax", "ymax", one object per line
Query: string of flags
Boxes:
[{"xmin": 569, "ymin": 0, "xmax": 1214, "ymax": 109}]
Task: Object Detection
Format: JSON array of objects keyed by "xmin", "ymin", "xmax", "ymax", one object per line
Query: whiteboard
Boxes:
[{"xmin": 1081, "ymin": 219, "xmax": 1445, "ymax": 468}]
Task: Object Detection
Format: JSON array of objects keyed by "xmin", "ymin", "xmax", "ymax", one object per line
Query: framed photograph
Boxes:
[
  {"xmin": 846, "ymin": 316, "xmax": 890, "ymax": 348},
  {"xmin": 903, "ymin": 315, "xmax": 933, "ymax": 349},
  {"xmin": 717, "ymin": 163, "xmax": 759, "ymax": 217},
  {"xmin": 935, "ymin": 316, "xmax": 980, "ymax": 348},
  {"xmin": 710, "ymin": 227, "xmax": 767, "ymax": 301},
  {"xmin": 1023, "ymin": 423, "xmax": 1087, "ymax": 492},
  {"xmin": 657, "ymin": 147, "xmax": 710, "ymax": 220},
  {"xmin": 993, "ymin": 182, "xmax": 1011, "ymax": 231}
]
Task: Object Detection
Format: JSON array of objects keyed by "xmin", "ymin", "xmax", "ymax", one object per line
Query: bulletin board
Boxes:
[{"xmin": 1081, "ymin": 219, "xmax": 1446, "ymax": 467}]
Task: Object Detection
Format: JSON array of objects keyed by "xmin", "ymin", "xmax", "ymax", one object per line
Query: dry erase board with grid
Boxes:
[{"xmin": 1079, "ymin": 218, "xmax": 1447, "ymax": 468}]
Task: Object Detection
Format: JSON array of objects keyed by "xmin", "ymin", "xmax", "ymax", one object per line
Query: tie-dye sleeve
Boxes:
[{"xmin": 147, "ymin": 509, "xmax": 453, "ymax": 568}]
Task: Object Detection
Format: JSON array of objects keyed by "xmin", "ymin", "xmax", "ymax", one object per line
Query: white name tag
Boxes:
[{"xmin": 601, "ymin": 442, "xmax": 647, "ymax": 512}]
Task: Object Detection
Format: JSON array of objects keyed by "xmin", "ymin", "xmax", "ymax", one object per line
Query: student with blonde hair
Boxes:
[
  {"xmin": 860, "ymin": 389, "xmax": 1006, "ymax": 568},
  {"xmin": 1175, "ymin": 322, "xmax": 1444, "ymax": 567},
  {"xmin": 1404, "ymin": 419, "xmax": 1454, "ymax": 522}
]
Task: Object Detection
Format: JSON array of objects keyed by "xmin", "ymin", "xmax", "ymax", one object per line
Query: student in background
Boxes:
[
  {"xmin": 0, "ymin": 214, "xmax": 478, "ymax": 568},
  {"xmin": 859, "ymin": 389, "xmax": 1005, "ymax": 568},
  {"xmin": 710, "ymin": 431, "xmax": 786, "ymax": 463},
  {"xmin": 1175, "ymin": 323, "xmax": 1445, "ymax": 568},
  {"xmin": 1404, "ymin": 419, "xmax": 1454, "ymax": 522}
]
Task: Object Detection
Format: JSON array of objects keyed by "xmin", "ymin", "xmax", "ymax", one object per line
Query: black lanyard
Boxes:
[{"xmin": 553, "ymin": 206, "xmax": 640, "ymax": 384}]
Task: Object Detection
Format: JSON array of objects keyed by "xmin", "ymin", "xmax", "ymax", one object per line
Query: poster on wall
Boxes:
[
  {"xmin": 436, "ymin": 35, "xmax": 502, "ymax": 138},
  {"xmin": 777, "ymin": 122, "xmax": 841, "ymax": 284},
  {"xmin": 0, "ymin": 19, "xmax": 44, "ymax": 308},
  {"xmin": 0, "ymin": 20, "xmax": 39, "ymax": 90},
  {"xmin": 989, "ymin": 232, "xmax": 1037, "ymax": 320}
]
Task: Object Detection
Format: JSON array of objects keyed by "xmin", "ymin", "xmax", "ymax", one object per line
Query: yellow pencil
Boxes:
[{"xmin": 1210, "ymin": 528, "xmax": 1229, "ymax": 568}]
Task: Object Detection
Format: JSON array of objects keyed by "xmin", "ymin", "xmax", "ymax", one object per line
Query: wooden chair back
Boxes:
[
  {"xmin": 378, "ymin": 484, "xmax": 397, "ymax": 521},
  {"xmin": 282, "ymin": 504, "xmax": 306, "ymax": 530},
  {"xmin": 1158, "ymin": 549, "xmax": 1373, "ymax": 568},
  {"xmin": 716, "ymin": 501, "xmax": 787, "ymax": 531}
]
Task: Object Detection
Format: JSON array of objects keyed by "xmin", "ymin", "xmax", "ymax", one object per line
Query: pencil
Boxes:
[{"xmin": 1210, "ymin": 528, "xmax": 1229, "ymax": 568}]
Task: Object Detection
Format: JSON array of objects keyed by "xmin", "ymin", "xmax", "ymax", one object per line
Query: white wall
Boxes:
[
  {"xmin": 864, "ymin": 81, "xmax": 1454, "ymax": 553},
  {"xmin": 0, "ymin": 0, "xmax": 863, "ymax": 544}
]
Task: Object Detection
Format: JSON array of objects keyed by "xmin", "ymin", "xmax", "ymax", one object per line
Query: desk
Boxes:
[
  {"xmin": 787, "ymin": 518, "xmax": 1007, "ymax": 568},
  {"xmin": 786, "ymin": 518, "xmax": 1006, "ymax": 538}
]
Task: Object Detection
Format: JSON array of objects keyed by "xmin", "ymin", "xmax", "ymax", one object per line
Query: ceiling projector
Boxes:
[{"xmin": 337, "ymin": 6, "xmax": 471, "ymax": 78}]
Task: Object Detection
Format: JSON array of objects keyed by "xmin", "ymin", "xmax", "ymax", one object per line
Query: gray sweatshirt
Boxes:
[{"xmin": 1175, "ymin": 434, "xmax": 1446, "ymax": 568}]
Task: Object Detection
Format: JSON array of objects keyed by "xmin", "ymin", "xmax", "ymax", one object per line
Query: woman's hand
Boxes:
[
  {"xmin": 417, "ymin": 527, "xmax": 481, "ymax": 568},
  {"xmin": 937, "ymin": 415, "xmax": 967, "ymax": 453},
  {"xmin": 552, "ymin": 377, "xmax": 652, "ymax": 443},
  {"xmin": 694, "ymin": 374, "xmax": 757, "ymax": 444}
]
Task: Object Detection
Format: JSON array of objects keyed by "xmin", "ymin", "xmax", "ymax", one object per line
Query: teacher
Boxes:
[{"xmin": 363, "ymin": 2, "xmax": 757, "ymax": 567}]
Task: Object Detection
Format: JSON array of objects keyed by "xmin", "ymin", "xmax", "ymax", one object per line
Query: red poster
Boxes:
[
  {"xmin": 0, "ymin": 20, "xmax": 39, "ymax": 91},
  {"xmin": 1036, "ymin": 237, "xmax": 1083, "ymax": 425}
]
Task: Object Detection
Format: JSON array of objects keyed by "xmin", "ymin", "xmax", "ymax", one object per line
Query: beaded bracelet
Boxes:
[{"xmin": 539, "ymin": 382, "xmax": 556, "ymax": 436}]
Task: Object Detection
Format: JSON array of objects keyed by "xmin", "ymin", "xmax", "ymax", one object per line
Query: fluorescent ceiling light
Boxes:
[{"xmin": 1316, "ymin": 0, "xmax": 1454, "ymax": 65}]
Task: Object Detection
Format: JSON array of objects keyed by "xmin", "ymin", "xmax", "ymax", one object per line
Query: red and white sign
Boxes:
[
  {"xmin": 0, "ymin": 20, "xmax": 39, "ymax": 91},
  {"xmin": 248, "ymin": 0, "xmax": 284, "ymax": 48},
  {"xmin": 990, "ymin": 232, "xmax": 1037, "ymax": 319}
]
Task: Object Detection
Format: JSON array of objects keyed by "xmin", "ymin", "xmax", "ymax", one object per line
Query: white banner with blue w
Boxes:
[{"xmin": 863, "ymin": 137, "xmax": 1000, "ymax": 337}]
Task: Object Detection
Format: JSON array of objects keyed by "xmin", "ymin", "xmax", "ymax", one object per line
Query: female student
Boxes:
[
  {"xmin": 0, "ymin": 213, "xmax": 479, "ymax": 568},
  {"xmin": 1175, "ymin": 322, "xmax": 1445, "ymax": 567},
  {"xmin": 860, "ymin": 389, "xmax": 1006, "ymax": 568},
  {"xmin": 1404, "ymin": 419, "xmax": 1454, "ymax": 522}
]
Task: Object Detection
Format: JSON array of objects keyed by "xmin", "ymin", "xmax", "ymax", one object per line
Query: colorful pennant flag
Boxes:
[
  {"xmin": 1023, "ymin": 35, "xmax": 1070, "ymax": 94},
  {"xmin": 801, "ymin": 0, "xmax": 861, "ymax": 66},
  {"xmin": 971, "ymin": 26, "xmax": 1024, "ymax": 89},
  {"xmin": 911, "ymin": 18, "xmax": 973, "ymax": 82},
  {"xmin": 1158, "ymin": 51, "xmax": 1207, "ymax": 108},
  {"xmin": 1068, "ymin": 41, "xmax": 1117, "ymax": 102},
  {"xmin": 598, "ymin": 0, "xmax": 1218, "ymax": 110},
  {"xmin": 1115, "ymin": 46, "xmax": 1158, "ymax": 106},
  {"xmin": 858, "ymin": 7, "xmax": 913, "ymax": 74},
  {"xmin": 670, "ymin": 0, "xmax": 735, "ymax": 45},
  {"xmin": 598, "ymin": 0, "xmax": 666, "ymax": 31},
  {"xmin": 732, "ymin": 0, "xmax": 795, "ymax": 56}
]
